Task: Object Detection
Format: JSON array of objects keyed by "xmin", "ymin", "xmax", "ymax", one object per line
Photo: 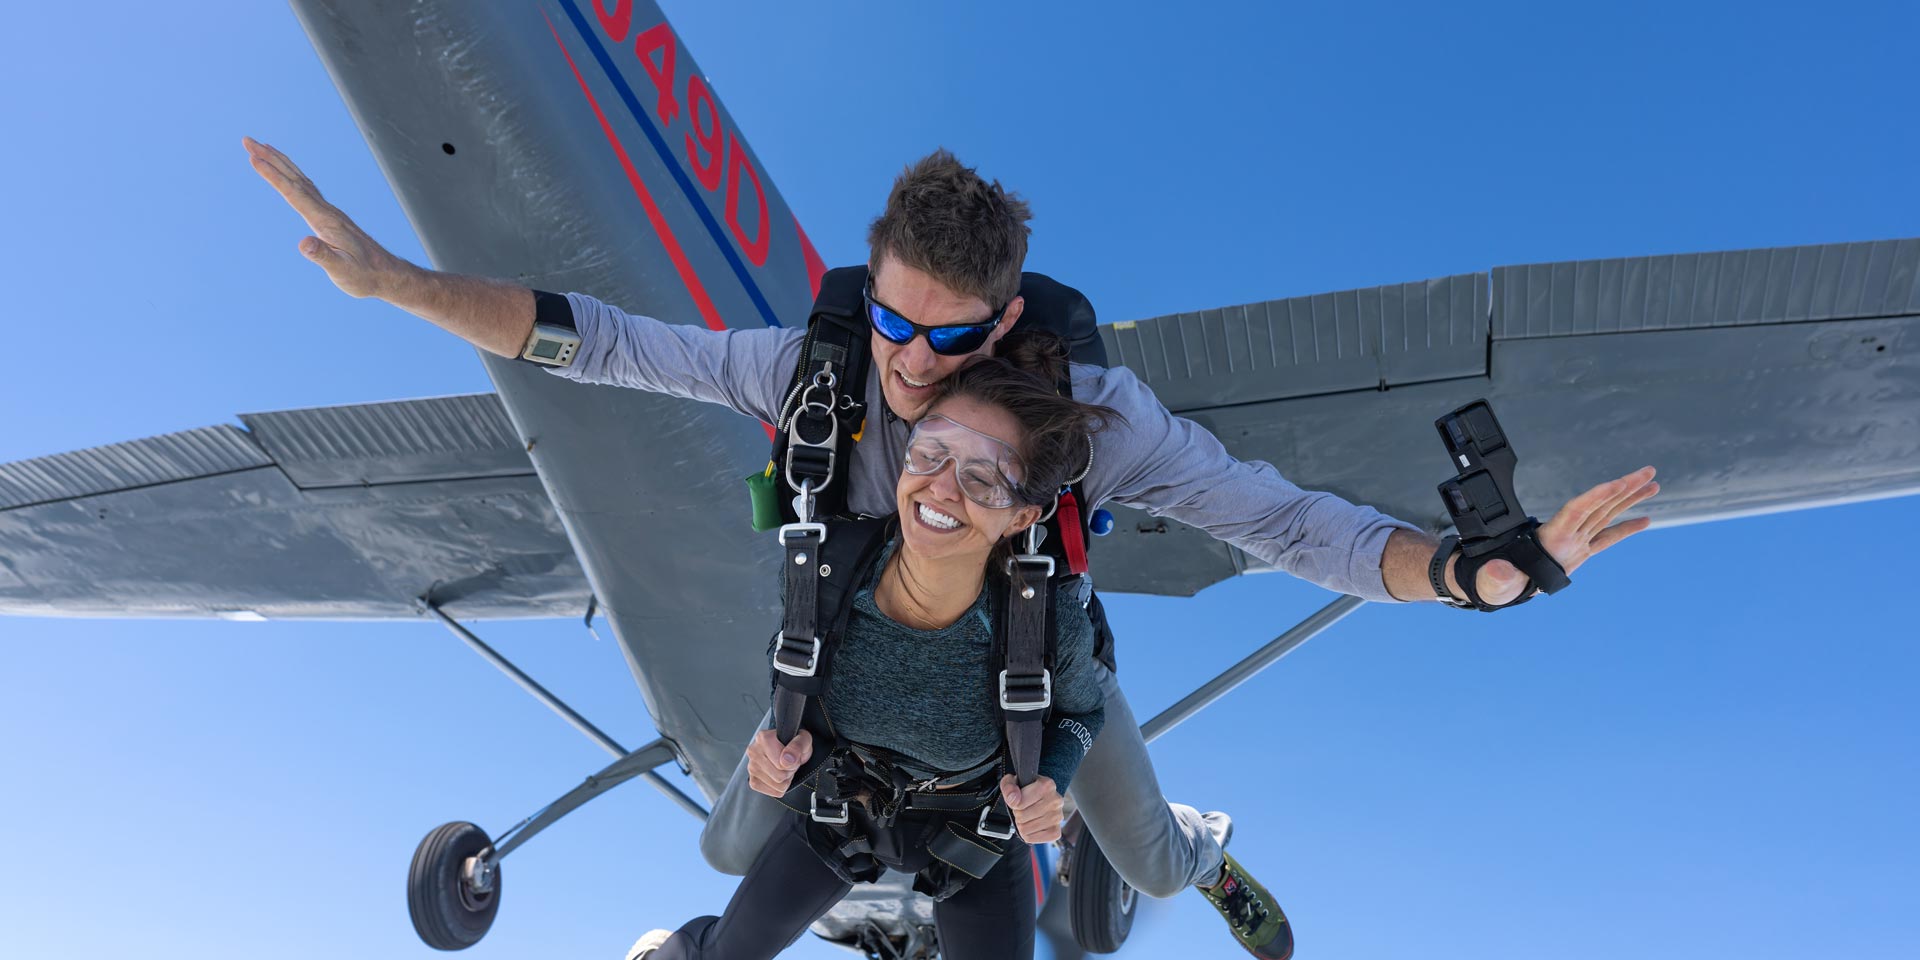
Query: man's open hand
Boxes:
[
  {"xmin": 1000, "ymin": 774, "xmax": 1064, "ymax": 844},
  {"xmin": 244, "ymin": 136, "xmax": 406, "ymax": 299},
  {"xmin": 1472, "ymin": 465, "xmax": 1660, "ymax": 605},
  {"xmin": 746, "ymin": 728, "xmax": 812, "ymax": 799}
]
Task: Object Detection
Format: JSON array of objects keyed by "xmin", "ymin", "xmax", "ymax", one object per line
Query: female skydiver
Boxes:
[{"xmin": 628, "ymin": 339, "xmax": 1118, "ymax": 960}]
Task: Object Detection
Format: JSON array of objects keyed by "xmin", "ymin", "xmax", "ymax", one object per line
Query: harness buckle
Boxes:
[
  {"xmin": 778, "ymin": 521, "xmax": 828, "ymax": 548},
  {"xmin": 998, "ymin": 669, "xmax": 1053, "ymax": 712},
  {"xmin": 810, "ymin": 793, "xmax": 850, "ymax": 825},
  {"xmin": 1004, "ymin": 554, "xmax": 1056, "ymax": 579},
  {"xmin": 774, "ymin": 634, "xmax": 823, "ymax": 678},
  {"xmin": 976, "ymin": 803, "xmax": 1016, "ymax": 841}
]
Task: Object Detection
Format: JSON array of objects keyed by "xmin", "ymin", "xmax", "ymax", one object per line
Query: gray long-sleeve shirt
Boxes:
[{"xmin": 545, "ymin": 291, "xmax": 1419, "ymax": 603}]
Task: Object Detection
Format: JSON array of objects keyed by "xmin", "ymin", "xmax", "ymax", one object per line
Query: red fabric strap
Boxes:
[{"xmin": 1056, "ymin": 491, "xmax": 1088, "ymax": 575}]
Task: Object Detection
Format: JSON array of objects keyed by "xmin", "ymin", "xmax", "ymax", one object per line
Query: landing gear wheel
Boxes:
[
  {"xmin": 1069, "ymin": 830, "xmax": 1136, "ymax": 954},
  {"xmin": 408, "ymin": 821, "xmax": 501, "ymax": 950}
]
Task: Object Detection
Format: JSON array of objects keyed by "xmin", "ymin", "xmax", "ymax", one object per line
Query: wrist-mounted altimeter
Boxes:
[
  {"xmin": 1430, "ymin": 399, "xmax": 1571, "ymax": 612},
  {"xmin": 521, "ymin": 323, "xmax": 580, "ymax": 367}
]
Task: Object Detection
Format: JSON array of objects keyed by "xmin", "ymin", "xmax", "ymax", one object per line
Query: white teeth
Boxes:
[
  {"xmin": 901, "ymin": 372, "xmax": 931, "ymax": 388},
  {"xmin": 917, "ymin": 502, "xmax": 960, "ymax": 530}
]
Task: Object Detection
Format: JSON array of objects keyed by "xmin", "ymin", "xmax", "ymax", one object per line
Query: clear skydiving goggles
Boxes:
[{"xmin": 902, "ymin": 415, "xmax": 1028, "ymax": 509}]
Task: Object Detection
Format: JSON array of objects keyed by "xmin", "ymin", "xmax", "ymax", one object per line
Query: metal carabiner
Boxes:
[
  {"xmin": 798, "ymin": 368, "xmax": 838, "ymax": 416},
  {"xmin": 789, "ymin": 479, "xmax": 819, "ymax": 527}
]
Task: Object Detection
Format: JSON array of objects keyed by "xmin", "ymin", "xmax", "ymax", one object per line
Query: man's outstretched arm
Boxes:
[
  {"xmin": 244, "ymin": 137, "xmax": 535, "ymax": 358},
  {"xmin": 1080, "ymin": 366, "xmax": 1660, "ymax": 605},
  {"xmin": 1379, "ymin": 466, "xmax": 1660, "ymax": 605}
]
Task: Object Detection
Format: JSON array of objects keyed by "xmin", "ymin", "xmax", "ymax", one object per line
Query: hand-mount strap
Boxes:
[
  {"xmin": 1431, "ymin": 399, "xmax": 1573, "ymax": 613},
  {"xmin": 1451, "ymin": 521, "xmax": 1572, "ymax": 612}
]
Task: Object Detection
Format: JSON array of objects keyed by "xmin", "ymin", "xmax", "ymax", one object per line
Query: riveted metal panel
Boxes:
[
  {"xmin": 1493, "ymin": 238, "xmax": 1920, "ymax": 340},
  {"xmin": 0, "ymin": 426, "xmax": 271, "ymax": 511},
  {"xmin": 1098, "ymin": 272, "xmax": 1488, "ymax": 412},
  {"xmin": 242, "ymin": 393, "xmax": 533, "ymax": 488}
]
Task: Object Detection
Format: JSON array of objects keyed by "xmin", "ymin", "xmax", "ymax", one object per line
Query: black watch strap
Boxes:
[
  {"xmin": 532, "ymin": 289, "xmax": 577, "ymax": 331},
  {"xmin": 1429, "ymin": 535, "xmax": 1472, "ymax": 608}
]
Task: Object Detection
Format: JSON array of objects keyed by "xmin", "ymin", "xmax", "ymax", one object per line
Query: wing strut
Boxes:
[
  {"xmin": 1140, "ymin": 595, "xmax": 1366, "ymax": 744},
  {"xmin": 424, "ymin": 601, "xmax": 707, "ymax": 821},
  {"xmin": 404, "ymin": 604, "xmax": 708, "ymax": 951},
  {"xmin": 491, "ymin": 738, "xmax": 694, "ymax": 858}
]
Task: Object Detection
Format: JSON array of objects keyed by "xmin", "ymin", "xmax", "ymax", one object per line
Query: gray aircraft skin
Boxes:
[{"xmin": 1, "ymin": 1, "xmax": 1916, "ymax": 956}]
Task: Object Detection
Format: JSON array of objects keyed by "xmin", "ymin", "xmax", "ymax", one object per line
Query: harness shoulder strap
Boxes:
[
  {"xmin": 768, "ymin": 266, "xmax": 871, "ymax": 524},
  {"xmin": 996, "ymin": 554, "xmax": 1057, "ymax": 787},
  {"xmin": 772, "ymin": 516, "xmax": 892, "ymax": 743}
]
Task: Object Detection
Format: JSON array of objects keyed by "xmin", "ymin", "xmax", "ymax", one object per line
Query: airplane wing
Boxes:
[
  {"xmin": 1090, "ymin": 238, "xmax": 1920, "ymax": 596},
  {"xmin": 0, "ymin": 393, "xmax": 587, "ymax": 620},
  {"xmin": 14, "ymin": 237, "xmax": 1907, "ymax": 616}
]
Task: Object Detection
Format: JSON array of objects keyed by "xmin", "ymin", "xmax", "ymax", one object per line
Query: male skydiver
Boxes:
[{"xmin": 246, "ymin": 137, "xmax": 1658, "ymax": 959}]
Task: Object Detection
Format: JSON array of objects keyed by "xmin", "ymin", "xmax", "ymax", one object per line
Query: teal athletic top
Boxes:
[{"xmin": 814, "ymin": 539, "xmax": 1106, "ymax": 792}]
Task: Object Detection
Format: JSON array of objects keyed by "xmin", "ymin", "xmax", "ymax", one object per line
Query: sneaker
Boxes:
[
  {"xmin": 1198, "ymin": 850, "xmax": 1293, "ymax": 960},
  {"xmin": 625, "ymin": 929, "xmax": 674, "ymax": 960}
]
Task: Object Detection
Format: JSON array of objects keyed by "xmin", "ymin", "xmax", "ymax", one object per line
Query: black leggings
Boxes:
[{"xmin": 652, "ymin": 816, "xmax": 1036, "ymax": 960}]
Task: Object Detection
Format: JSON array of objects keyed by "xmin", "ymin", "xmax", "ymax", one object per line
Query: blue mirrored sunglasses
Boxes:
[{"xmin": 863, "ymin": 281, "xmax": 1006, "ymax": 356}]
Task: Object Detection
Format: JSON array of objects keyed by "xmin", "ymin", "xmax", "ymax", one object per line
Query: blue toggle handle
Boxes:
[{"xmin": 1089, "ymin": 508, "xmax": 1114, "ymax": 536}]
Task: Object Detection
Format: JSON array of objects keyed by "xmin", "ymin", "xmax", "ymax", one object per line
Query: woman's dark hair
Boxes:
[{"xmin": 924, "ymin": 329, "xmax": 1125, "ymax": 511}]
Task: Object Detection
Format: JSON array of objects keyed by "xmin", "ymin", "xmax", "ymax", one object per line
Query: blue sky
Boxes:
[{"xmin": 2, "ymin": 2, "xmax": 1917, "ymax": 959}]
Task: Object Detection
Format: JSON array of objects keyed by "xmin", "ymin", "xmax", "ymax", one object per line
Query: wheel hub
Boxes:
[{"xmin": 460, "ymin": 854, "xmax": 498, "ymax": 906}]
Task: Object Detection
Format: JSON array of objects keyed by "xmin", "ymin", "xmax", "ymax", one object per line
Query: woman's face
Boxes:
[{"xmin": 895, "ymin": 395, "xmax": 1043, "ymax": 568}]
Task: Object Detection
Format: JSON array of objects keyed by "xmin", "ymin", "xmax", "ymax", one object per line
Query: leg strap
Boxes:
[{"xmin": 927, "ymin": 819, "xmax": 1009, "ymax": 880}]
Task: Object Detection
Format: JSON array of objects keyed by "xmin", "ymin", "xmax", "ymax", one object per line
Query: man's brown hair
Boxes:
[{"xmin": 867, "ymin": 149, "xmax": 1031, "ymax": 308}]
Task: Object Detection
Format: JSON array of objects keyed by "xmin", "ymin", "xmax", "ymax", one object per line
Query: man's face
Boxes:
[{"xmin": 869, "ymin": 255, "xmax": 1024, "ymax": 422}]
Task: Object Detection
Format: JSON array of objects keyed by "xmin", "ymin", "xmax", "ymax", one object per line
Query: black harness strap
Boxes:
[
  {"xmin": 928, "ymin": 821, "xmax": 1012, "ymax": 879},
  {"xmin": 772, "ymin": 518, "xmax": 891, "ymax": 745},
  {"xmin": 772, "ymin": 521, "xmax": 826, "ymax": 743},
  {"xmin": 1000, "ymin": 555, "xmax": 1054, "ymax": 785},
  {"xmin": 976, "ymin": 547, "xmax": 1055, "ymax": 841}
]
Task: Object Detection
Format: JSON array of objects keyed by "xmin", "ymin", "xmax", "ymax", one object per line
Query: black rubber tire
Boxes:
[
  {"xmin": 408, "ymin": 821, "xmax": 500, "ymax": 950},
  {"xmin": 1068, "ymin": 830, "xmax": 1136, "ymax": 954}
]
